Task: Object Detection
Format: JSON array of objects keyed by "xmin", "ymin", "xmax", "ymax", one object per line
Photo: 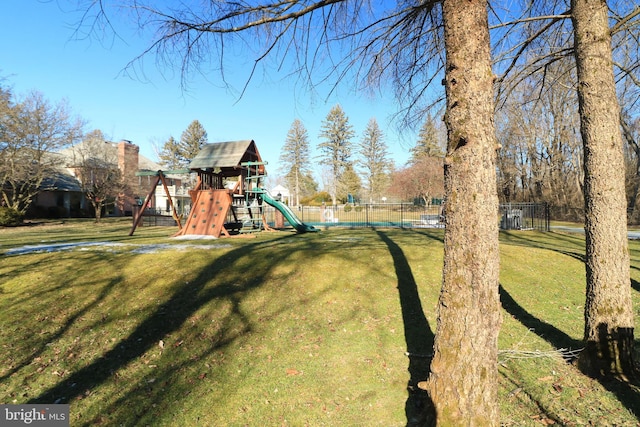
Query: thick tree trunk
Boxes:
[
  {"xmin": 419, "ymin": 0, "xmax": 502, "ymax": 424},
  {"xmin": 572, "ymin": 0, "xmax": 636, "ymax": 378}
]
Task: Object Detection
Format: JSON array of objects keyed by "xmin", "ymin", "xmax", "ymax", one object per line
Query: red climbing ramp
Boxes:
[{"xmin": 175, "ymin": 189, "xmax": 232, "ymax": 238}]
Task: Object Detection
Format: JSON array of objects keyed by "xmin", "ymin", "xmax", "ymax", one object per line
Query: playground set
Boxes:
[{"xmin": 130, "ymin": 140, "xmax": 317, "ymax": 237}]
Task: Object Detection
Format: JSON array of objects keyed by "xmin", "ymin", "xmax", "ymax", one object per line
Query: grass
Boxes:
[{"xmin": 0, "ymin": 220, "xmax": 638, "ymax": 426}]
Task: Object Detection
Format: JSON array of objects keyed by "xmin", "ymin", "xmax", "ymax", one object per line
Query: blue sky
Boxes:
[{"xmin": 1, "ymin": 0, "xmax": 425, "ymax": 182}]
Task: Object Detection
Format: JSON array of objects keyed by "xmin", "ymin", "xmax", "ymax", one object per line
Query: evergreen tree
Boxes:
[
  {"xmin": 158, "ymin": 136, "xmax": 182, "ymax": 169},
  {"xmin": 338, "ymin": 162, "xmax": 362, "ymax": 203},
  {"xmin": 357, "ymin": 118, "xmax": 391, "ymax": 203},
  {"xmin": 410, "ymin": 113, "xmax": 445, "ymax": 162},
  {"xmin": 300, "ymin": 171, "xmax": 319, "ymax": 197},
  {"xmin": 159, "ymin": 120, "xmax": 208, "ymax": 169},
  {"xmin": 179, "ymin": 119, "xmax": 208, "ymax": 165},
  {"xmin": 317, "ymin": 104, "xmax": 354, "ymax": 205},
  {"xmin": 284, "ymin": 169, "xmax": 318, "ymax": 203},
  {"xmin": 279, "ymin": 119, "xmax": 312, "ymax": 206}
]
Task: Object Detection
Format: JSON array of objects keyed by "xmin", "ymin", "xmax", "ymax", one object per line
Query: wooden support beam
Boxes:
[
  {"xmin": 129, "ymin": 175, "xmax": 161, "ymax": 236},
  {"xmin": 129, "ymin": 170, "xmax": 185, "ymax": 236}
]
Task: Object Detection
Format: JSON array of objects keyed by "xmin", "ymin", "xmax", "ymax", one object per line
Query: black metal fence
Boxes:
[
  {"xmin": 263, "ymin": 202, "xmax": 550, "ymax": 232},
  {"xmin": 138, "ymin": 202, "xmax": 550, "ymax": 232},
  {"xmin": 260, "ymin": 203, "xmax": 442, "ymax": 229},
  {"xmin": 134, "ymin": 207, "xmax": 179, "ymax": 227},
  {"xmin": 498, "ymin": 203, "xmax": 550, "ymax": 231}
]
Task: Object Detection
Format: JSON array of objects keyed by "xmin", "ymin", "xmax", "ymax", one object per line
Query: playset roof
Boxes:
[{"xmin": 189, "ymin": 140, "xmax": 264, "ymax": 171}]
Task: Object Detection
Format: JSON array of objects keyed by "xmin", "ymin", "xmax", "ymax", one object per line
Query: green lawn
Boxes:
[{"xmin": 0, "ymin": 220, "xmax": 638, "ymax": 426}]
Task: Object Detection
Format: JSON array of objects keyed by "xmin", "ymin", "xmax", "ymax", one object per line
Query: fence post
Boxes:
[
  {"xmin": 366, "ymin": 204, "xmax": 369, "ymax": 227},
  {"xmin": 546, "ymin": 202, "xmax": 550, "ymax": 231}
]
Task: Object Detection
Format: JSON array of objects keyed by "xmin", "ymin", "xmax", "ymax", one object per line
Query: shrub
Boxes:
[
  {"xmin": 355, "ymin": 205, "xmax": 363, "ymax": 212},
  {"xmin": 0, "ymin": 207, "xmax": 23, "ymax": 226},
  {"xmin": 300, "ymin": 191, "xmax": 332, "ymax": 206},
  {"xmin": 344, "ymin": 203, "xmax": 352, "ymax": 213}
]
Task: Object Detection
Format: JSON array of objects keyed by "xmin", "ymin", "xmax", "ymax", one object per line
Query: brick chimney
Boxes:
[
  {"xmin": 117, "ymin": 140, "xmax": 139, "ymax": 214},
  {"xmin": 118, "ymin": 140, "xmax": 139, "ymax": 182}
]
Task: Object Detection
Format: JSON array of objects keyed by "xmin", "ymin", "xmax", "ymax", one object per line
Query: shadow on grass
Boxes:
[
  {"xmin": 499, "ymin": 284, "xmax": 581, "ymax": 354},
  {"xmin": 377, "ymin": 231, "xmax": 435, "ymax": 426},
  {"xmin": 500, "ymin": 283, "xmax": 640, "ymax": 420},
  {"xmin": 407, "ymin": 228, "xmax": 445, "ymax": 244},
  {"xmin": 500, "ymin": 230, "xmax": 586, "ymax": 263},
  {"xmin": 26, "ymin": 233, "xmax": 303, "ymax": 424},
  {"xmin": 0, "ymin": 267, "xmax": 121, "ymax": 383}
]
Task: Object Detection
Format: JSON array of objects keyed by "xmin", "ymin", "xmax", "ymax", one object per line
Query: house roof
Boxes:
[
  {"xmin": 47, "ymin": 140, "xmax": 186, "ymax": 193},
  {"xmin": 41, "ymin": 169, "xmax": 83, "ymax": 192},
  {"xmin": 59, "ymin": 140, "xmax": 163, "ymax": 172},
  {"xmin": 270, "ymin": 184, "xmax": 290, "ymax": 197},
  {"xmin": 57, "ymin": 139, "xmax": 186, "ymax": 180},
  {"xmin": 137, "ymin": 154, "xmax": 163, "ymax": 172},
  {"xmin": 189, "ymin": 140, "xmax": 263, "ymax": 171}
]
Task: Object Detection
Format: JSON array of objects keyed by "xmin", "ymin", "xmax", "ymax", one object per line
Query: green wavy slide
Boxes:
[{"xmin": 259, "ymin": 190, "xmax": 319, "ymax": 233}]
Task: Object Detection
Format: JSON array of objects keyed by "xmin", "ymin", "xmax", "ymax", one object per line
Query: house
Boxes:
[
  {"xmin": 269, "ymin": 184, "xmax": 291, "ymax": 205},
  {"xmin": 30, "ymin": 140, "xmax": 191, "ymax": 218}
]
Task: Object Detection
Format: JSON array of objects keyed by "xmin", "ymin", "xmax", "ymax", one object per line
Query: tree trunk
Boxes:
[
  {"xmin": 419, "ymin": 0, "xmax": 502, "ymax": 424},
  {"xmin": 620, "ymin": 115, "xmax": 640, "ymax": 224},
  {"xmin": 295, "ymin": 169, "xmax": 300, "ymax": 207},
  {"xmin": 92, "ymin": 200, "xmax": 103, "ymax": 223},
  {"xmin": 572, "ymin": 0, "xmax": 637, "ymax": 378}
]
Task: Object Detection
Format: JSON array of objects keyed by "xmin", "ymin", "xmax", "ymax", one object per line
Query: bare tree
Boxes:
[
  {"xmin": 619, "ymin": 75, "xmax": 640, "ymax": 223},
  {"xmin": 0, "ymin": 90, "xmax": 84, "ymax": 217},
  {"xmin": 495, "ymin": 64, "xmax": 584, "ymax": 218},
  {"xmin": 622, "ymin": 110, "xmax": 640, "ymax": 222},
  {"xmin": 74, "ymin": 1, "xmax": 502, "ymax": 423},
  {"xmin": 388, "ymin": 156, "xmax": 444, "ymax": 205},
  {"xmin": 572, "ymin": 0, "xmax": 636, "ymax": 379},
  {"xmin": 69, "ymin": 129, "xmax": 127, "ymax": 222},
  {"xmin": 494, "ymin": 0, "xmax": 639, "ymax": 379},
  {"xmin": 417, "ymin": 2, "xmax": 501, "ymax": 424}
]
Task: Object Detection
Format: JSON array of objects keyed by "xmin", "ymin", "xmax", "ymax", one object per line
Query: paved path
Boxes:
[{"xmin": 551, "ymin": 226, "xmax": 640, "ymax": 239}]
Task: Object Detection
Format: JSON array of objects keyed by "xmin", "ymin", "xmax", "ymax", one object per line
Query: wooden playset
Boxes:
[
  {"xmin": 130, "ymin": 140, "xmax": 317, "ymax": 237},
  {"xmin": 174, "ymin": 140, "xmax": 271, "ymax": 238}
]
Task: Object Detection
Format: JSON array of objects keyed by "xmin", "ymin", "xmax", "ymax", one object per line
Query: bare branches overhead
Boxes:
[
  {"xmin": 492, "ymin": 1, "xmax": 640, "ymax": 112},
  {"xmin": 74, "ymin": 0, "xmax": 443, "ymax": 126},
  {"xmin": 72, "ymin": 1, "xmax": 640, "ymax": 128}
]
